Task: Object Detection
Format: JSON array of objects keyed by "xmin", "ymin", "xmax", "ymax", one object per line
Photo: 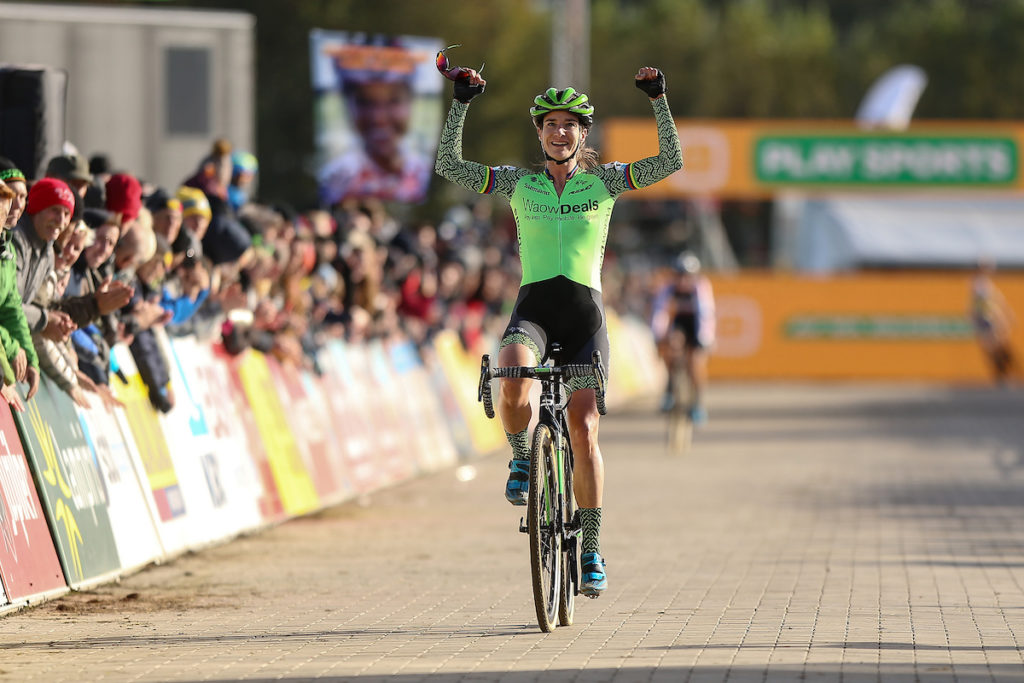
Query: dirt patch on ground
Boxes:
[{"xmin": 33, "ymin": 584, "xmax": 235, "ymax": 615}]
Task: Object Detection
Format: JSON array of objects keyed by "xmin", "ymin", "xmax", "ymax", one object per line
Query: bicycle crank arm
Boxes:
[{"xmin": 519, "ymin": 517, "xmax": 528, "ymax": 534}]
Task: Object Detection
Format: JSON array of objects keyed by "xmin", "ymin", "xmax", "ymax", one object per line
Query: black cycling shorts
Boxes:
[
  {"xmin": 671, "ymin": 313, "xmax": 705, "ymax": 349},
  {"xmin": 500, "ymin": 275, "xmax": 609, "ymax": 376}
]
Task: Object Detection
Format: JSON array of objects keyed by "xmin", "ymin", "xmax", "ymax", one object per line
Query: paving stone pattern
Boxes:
[{"xmin": 1, "ymin": 383, "xmax": 1023, "ymax": 682}]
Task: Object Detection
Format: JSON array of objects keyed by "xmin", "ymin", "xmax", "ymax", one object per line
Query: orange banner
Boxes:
[{"xmin": 707, "ymin": 272, "xmax": 1024, "ymax": 381}]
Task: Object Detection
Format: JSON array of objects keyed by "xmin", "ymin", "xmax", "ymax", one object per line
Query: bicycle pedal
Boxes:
[{"xmin": 519, "ymin": 517, "xmax": 528, "ymax": 533}]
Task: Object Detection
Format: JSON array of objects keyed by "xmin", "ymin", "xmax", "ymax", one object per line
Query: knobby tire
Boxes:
[{"xmin": 528, "ymin": 423, "xmax": 560, "ymax": 633}]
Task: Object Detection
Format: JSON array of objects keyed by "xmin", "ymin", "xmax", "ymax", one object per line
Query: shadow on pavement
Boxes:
[{"xmin": 175, "ymin": 661, "xmax": 1024, "ymax": 682}]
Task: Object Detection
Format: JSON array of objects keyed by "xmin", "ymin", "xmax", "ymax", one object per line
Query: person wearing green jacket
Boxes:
[{"xmin": 0, "ymin": 178, "xmax": 29, "ymax": 410}]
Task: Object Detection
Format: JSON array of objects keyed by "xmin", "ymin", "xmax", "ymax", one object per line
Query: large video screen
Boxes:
[{"xmin": 310, "ymin": 30, "xmax": 444, "ymax": 206}]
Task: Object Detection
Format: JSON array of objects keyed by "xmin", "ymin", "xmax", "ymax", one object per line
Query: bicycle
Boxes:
[
  {"xmin": 661, "ymin": 329, "xmax": 693, "ymax": 456},
  {"xmin": 478, "ymin": 345, "xmax": 607, "ymax": 633}
]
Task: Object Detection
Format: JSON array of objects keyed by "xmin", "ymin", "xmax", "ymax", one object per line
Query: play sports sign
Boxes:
[{"xmin": 603, "ymin": 119, "xmax": 1024, "ymax": 197}]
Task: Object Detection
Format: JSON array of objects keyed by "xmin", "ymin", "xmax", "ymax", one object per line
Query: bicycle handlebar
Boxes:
[
  {"xmin": 488, "ymin": 364, "xmax": 595, "ymax": 380},
  {"xmin": 478, "ymin": 351, "xmax": 608, "ymax": 418}
]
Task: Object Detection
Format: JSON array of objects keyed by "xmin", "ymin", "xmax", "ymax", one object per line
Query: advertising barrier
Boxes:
[
  {"xmin": 267, "ymin": 358, "xmax": 349, "ymax": 505},
  {"xmin": 235, "ymin": 350, "xmax": 319, "ymax": 516},
  {"xmin": 159, "ymin": 332, "xmax": 260, "ymax": 547},
  {"xmin": 0, "ymin": 321, "xmax": 662, "ymax": 609},
  {"xmin": 319, "ymin": 341, "xmax": 387, "ymax": 494},
  {"xmin": 112, "ymin": 346, "xmax": 191, "ymax": 555},
  {"xmin": 76, "ymin": 402, "xmax": 164, "ymax": 572},
  {"xmin": 173, "ymin": 338, "xmax": 266, "ymax": 534},
  {"xmin": 214, "ymin": 344, "xmax": 286, "ymax": 523},
  {"xmin": 14, "ymin": 378, "xmax": 121, "ymax": 589},
  {"xmin": 431, "ymin": 330, "xmax": 505, "ymax": 456},
  {"xmin": 389, "ymin": 341, "xmax": 458, "ymax": 473},
  {"xmin": 0, "ymin": 402, "xmax": 65, "ymax": 606}
]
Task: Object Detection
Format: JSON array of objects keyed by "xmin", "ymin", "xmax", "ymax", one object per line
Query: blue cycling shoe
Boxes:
[
  {"xmin": 580, "ymin": 552, "xmax": 607, "ymax": 598},
  {"xmin": 688, "ymin": 405, "xmax": 708, "ymax": 425},
  {"xmin": 505, "ymin": 459, "xmax": 530, "ymax": 506}
]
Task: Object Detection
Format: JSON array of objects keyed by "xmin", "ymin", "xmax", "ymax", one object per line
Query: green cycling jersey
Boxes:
[{"xmin": 435, "ymin": 95, "xmax": 683, "ymax": 291}]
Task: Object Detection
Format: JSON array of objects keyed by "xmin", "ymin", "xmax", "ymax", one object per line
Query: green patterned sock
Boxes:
[
  {"xmin": 580, "ymin": 507, "xmax": 602, "ymax": 554},
  {"xmin": 506, "ymin": 428, "xmax": 530, "ymax": 461}
]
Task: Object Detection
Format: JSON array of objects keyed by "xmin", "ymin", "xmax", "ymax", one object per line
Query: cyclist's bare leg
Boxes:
[
  {"xmin": 684, "ymin": 346, "xmax": 708, "ymax": 410},
  {"xmin": 568, "ymin": 388, "xmax": 607, "ymax": 592},
  {"xmin": 497, "ymin": 343, "xmax": 535, "ymax": 433},
  {"xmin": 567, "ymin": 388, "xmax": 603, "ymax": 508},
  {"xmin": 498, "ymin": 343, "xmax": 538, "ymax": 505}
]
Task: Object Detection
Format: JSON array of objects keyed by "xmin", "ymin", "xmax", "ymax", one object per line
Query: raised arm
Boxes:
[
  {"xmin": 594, "ymin": 67, "xmax": 684, "ymax": 195},
  {"xmin": 434, "ymin": 100, "xmax": 494, "ymax": 194},
  {"xmin": 434, "ymin": 68, "xmax": 527, "ymax": 198}
]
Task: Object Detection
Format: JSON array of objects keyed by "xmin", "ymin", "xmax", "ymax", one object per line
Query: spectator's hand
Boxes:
[
  {"xmin": 41, "ymin": 311, "xmax": 76, "ymax": 342},
  {"xmin": 635, "ymin": 66, "xmax": 666, "ymax": 98},
  {"xmin": 96, "ymin": 383, "xmax": 125, "ymax": 410},
  {"xmin": 12, "ymin": 348, "xmax": 26, "ymax": 383},
  {"xmin": 132, "ymin": 301, "xmax": 169, "ymax": 330},
  {"xmin": 95, "ymin": 276, "xmax": 134, "ymax": 315},
  {"xmin": 1, "ymin": 384, "xmax": 24, "ymax": 412},
  {"xmin": 24, "ymin": 366, "xmax": 39, "ymax": 401},
  {"xmin": 69, "ymin": 385, "xmax": 91, "ymax": 409},
  {"xmin": 76, "ymin": 371, "xmax": 99, "ymax": 395}
]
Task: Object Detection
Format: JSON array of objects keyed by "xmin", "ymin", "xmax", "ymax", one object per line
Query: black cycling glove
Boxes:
[
  {"xmin": 635, "ymin": 69, "xmax": 666, "ymax": 98},
  {"xmin": 454, "ymin": 77, "xmax": 485, "ymax": 104}
]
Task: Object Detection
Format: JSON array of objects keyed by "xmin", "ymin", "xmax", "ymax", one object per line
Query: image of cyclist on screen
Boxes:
[{"xmin": 435, "ymin": 60, "xmax": 683, "ymax": 598}]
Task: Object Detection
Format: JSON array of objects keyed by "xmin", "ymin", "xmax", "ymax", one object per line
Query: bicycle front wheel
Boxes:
[
  {"xmin": 528, "ymin": 422, "xmax": 561, "ymax": 633},
  {"xmin": 558, "ymin": 432, "xmax": 577, "ymax": 627}
]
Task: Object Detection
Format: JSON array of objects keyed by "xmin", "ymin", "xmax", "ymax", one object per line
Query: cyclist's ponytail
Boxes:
[{"xmin": 578, "ymin": 145, "xmax": 599, "ymax": 171}]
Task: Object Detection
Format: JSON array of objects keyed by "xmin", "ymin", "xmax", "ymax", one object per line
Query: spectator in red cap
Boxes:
[
  {"xmin": 7, "ymin": 177, "xmax": 80, "ymax": 399},
  {"xmin": 106, "ymin": 172, "xmax": 142, "ymax": 235},
  {"xmin": 12, "ymin": 178, "xmax": 78, "ymax": 374}
]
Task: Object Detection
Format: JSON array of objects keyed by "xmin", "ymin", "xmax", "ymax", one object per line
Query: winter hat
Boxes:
[
  {"xmin": 177, "ymin": 186, "xmax": 211, "ymax": 219},
  {"xmin": 105, "ymin": 173, "xmax": 142, "ymax": 222},
  {"xmin": 26, "ymin": 178, "xmax": 75, "ymax": 216},
  {"xmin": 144, "ymin": 187, "xmax": 182, "ymax": 214},
  {"xmin": 0, "ymin": 157, "xmax": 26, "ymax": 185},
  {"xmin": 46, "ymin": 154, "xmax": 93, "ymax": 183},
  {"xmin": 82, "ymin": 207, "xmax": 117, "ymax": 230},
  {"xmin": 89, "ymin": 154, "xmax": 111, "ymax": 176}
]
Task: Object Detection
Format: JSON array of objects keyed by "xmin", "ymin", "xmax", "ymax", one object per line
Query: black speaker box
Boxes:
[{"xmin": 0, "ymin": 65, "xmax": 68, "ymax": 180}]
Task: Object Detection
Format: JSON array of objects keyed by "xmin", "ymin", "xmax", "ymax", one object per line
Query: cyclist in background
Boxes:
[
  {"xmin": 651, "ymin": 252, "xmax": 715, "ymax": 422},
  {"xmin": 435, "ymin": 60, "xmax": 683, "ymax": 597},
  {"xmin": 970, "ymin": 259, "xmax": 1018, "ymax": 385}
]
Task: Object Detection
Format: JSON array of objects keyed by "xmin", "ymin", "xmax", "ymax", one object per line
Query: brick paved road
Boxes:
[{"xmin": 2, "ymin": 383, "xmax": 1024, "ymax": 682}]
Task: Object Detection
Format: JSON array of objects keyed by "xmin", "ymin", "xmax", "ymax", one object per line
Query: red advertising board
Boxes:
[{"xmin": 0, "ymin": 403, "xmax": 65, "ymax": 601}]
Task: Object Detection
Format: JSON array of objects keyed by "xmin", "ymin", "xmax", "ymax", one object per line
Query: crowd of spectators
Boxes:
[{"xmin": 0, "ymin": 139, "xmax": 598, "ymax": 415}]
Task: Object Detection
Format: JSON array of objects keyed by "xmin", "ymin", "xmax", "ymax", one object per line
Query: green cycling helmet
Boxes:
[{"xmin": 530, "ymin": 87, "xmax": 595, "ymax": 125}]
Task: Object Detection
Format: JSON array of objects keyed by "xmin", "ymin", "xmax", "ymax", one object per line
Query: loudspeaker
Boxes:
[{"xmin": 0, "ymin": 65, "xmax": 67, "ymax": 180}]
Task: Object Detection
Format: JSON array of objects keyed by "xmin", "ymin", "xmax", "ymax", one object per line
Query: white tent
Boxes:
[{"xmin": 789, "ymin": 194, "xmax": 1024, "ymax": 272}]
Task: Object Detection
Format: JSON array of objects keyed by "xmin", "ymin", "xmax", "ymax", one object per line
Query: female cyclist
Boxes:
[{"xmin": 435, "ymin": 63, "xmax": 683, "ymax": 597}]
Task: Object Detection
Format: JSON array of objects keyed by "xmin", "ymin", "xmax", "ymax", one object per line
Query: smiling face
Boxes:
[
  {"xmin": 351, "ymin": 81, "xmax": 412, "ymax": 171},
  {"xmin": 85, "ymin": 222, "xmax": 120, "ymax": 269},
  {"xmin": 32, "ymin": 205, "xmax": 71, "ymax": 243},
  {"xmin": 537, "ymin": 111, "xmax": 588, "ymax": 163},
  {"xmin": 6, "ymin": 180, "xmax": 26, "ymax": 228}
]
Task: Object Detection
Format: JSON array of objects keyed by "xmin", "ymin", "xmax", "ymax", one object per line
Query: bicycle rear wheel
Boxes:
[
  {"xmin": 558, "ymin": 432, "xmax": 577, "ymax": 627},
  {"xmin": 528, "ymin": 423, "xmax": 561, "ymax": 633},
  {"xmin": 667, "ymin": 361, "xmax": 693, "ymax": 455}
]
